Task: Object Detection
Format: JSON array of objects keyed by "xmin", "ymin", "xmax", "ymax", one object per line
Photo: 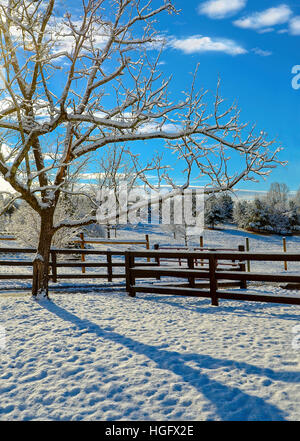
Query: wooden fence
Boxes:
[
  {"xmin": 0, "ymin": 242, "xmax": 242, "ymax": 286},
  {"xmin": 0, "ymin": 247, "xmax": 157, "ymax": 283},
  {"xmin": 125, "ymin": 249, "xmax": 300, "ymax": 306},
  {"xmin": 1, "ymin": 247, "xmax": 300, "ymax": 307},
  {"xmin": 0, "ymin": 233, "xmax": 151, "ymax": 273},
  {"xmin": 153, "ymin": 243, "xmax": 246, "ymax": 267},
  {"xmin": 72, "ymin": 232, "xmax": 150, "ymax": 271},
  {"xmin": 0, "ymin": 243, "xmax": 245, "ymax": 287}
]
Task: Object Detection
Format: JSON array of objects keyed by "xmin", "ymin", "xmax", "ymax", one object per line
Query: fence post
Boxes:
[
  {"xmin": 145, "ymin": 234, "xmax": 150, "ymax": 263},
  {"xmin": 51, "ymin": 250, "xmax": 57, "ymax": 283},
  {"xmin": 187, "ymin": 256, "xmax": 195, "ymax": 288},
  {"xmin": 107, "ymin": 250, "xmax": 113, "ymax": 282},
  {"xmin": 80, "ymin": 232, "xmax": 85, "ymax": 274},
  {"xmin": 154, "ymin": 243, "xmax": 160, "ymax": 264},
  {"xmin": 125, "ymin": 251, "xmax": 135, "ymax": 297},
  {"xmin": 245, "ymin": 238, "xmax": 251, "ymax": 272},
  {"xmin": 283, "ymin": 237, "xmax": 287, "ymax": 271},
  {"xmin": 153, "ymin": 244, "xmax": 160, "ymax": 279},
  {"xmin": 200, "ymin": 236, "xmax": 204, "ymax": 248},
  {"xmin": 200, "ymin": 236, "xmax": 204, "ymax": 266},
  {"xmin": 209, "ymin": 254, "xmax": 218, "ymax": 306},
  {"xmin": 238, "ymin": 245, "xmax": 247, "ymax": 289}
]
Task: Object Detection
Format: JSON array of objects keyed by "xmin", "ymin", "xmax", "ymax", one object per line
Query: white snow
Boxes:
[{"xmin": 0, "ymin": 225, "xmax": 300, "ymax": 421}]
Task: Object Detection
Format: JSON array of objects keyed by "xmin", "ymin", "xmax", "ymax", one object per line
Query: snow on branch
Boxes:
[{"xmin": 0, "ymin": 0, "xmax": 284, "ymax": 219}]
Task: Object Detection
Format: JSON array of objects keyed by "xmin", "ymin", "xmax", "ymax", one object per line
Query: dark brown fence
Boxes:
[
  {"xmin": 1, "ymin": 247, "xmax": 300, "ymax": 307},
  {"xmin": 0, "ymin": 234, "xmax": 151, "ymax": 275},
  {"xmin": 0, "ymin": 247, "xmax": 156, "ymax": 283},
  {"xmin": 153, "ymin": 243, "xmax": 245, "ymax": 268},
  {"xmin": 0, "ymin": 244, "xmax": 244, "ymax": 287},
  {"xmin": 125, "ymin": 250, "xmax": 300, "ymax": 306},
  {"xmin": 73, "ymin": 233, "xmax": 151, "ymax": 271}
]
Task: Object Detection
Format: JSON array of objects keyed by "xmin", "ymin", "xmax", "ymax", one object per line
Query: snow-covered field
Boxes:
[{"xmin": 0, "ymin": 225, "xmax": 300, "ymax": 421}]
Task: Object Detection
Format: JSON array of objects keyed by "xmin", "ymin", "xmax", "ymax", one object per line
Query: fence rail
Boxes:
[
  {"xmin": 153, "ymin": 243, "xmax": 245, "ymax": 267},
  {"xmin": 0, "ymin": 233, "xmax": 151, "ymax": 273},
  {"xmin": 0, "ymin": 247, "xmax": 156, "ymax": 283},
  {"xmin": 67, "ymin": 232, "xmax": 150, "ymax": 271},
  {"xmin": 1, "ymin": 247, "xmax": 300, "ymax": 307},
  {"xmin": 125, "ymin": 250, "xmax": 300, "ymax": 306}
]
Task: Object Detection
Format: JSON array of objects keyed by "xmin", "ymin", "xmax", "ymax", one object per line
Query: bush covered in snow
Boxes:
[
  {"xmin": 233, "ymin": 196, "xmax": 300, "ymax": 235},
  {"xmin": 204, "ymin": 193, "xmax": 234, "ymax": 228},
  {"xmin": 7, "ymin": 200, "xmax": 80, "ymax": 248}
]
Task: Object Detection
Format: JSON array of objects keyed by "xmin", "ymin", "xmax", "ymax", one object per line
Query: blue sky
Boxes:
[
  {"xmin": 2, "ymin": 0, "xmax": 299, "ymax": 195},
  {"xmin": 134, "ymin": 0, "xmax": 300, "ymax": 192}
]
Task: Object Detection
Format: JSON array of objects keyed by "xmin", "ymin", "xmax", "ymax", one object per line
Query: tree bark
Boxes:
[{"xmin": 32, "ymin": 212, "xmax": 54, "ymax": 298}]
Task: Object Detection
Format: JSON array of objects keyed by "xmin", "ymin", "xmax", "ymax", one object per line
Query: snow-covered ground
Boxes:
[{"xmin": 0, "ymin": 225, "xmax": 300, "ymax": 421}]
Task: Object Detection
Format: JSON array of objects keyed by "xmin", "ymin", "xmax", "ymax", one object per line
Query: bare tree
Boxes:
[
  {"xmin": 0, "ymin": 0, "xmax": 283, "ymax": 297},
  {"xmin": 266, "ymin": 182, "xmax": 290, "ymax": 208}
]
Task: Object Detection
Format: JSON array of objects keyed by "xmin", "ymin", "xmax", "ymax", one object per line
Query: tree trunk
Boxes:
[{"xmin": 32, "ymin": 213, "xmax": 54, "ymax": 298}]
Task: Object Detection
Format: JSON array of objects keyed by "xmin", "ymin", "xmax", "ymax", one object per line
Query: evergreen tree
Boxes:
[
  {"xmin": 219, "ymin": 193, "xmax": 234, "ymax": 221},
  {"xmin": 286, "ymin": 200, "xmax": 299, "ymax": 230},
  {"xmin": 233, "ymin": 200, "xmax": 250, "ymax": 229},
  {"xmin": 246, "ymin": 197, "xmax": 270, "ymax": 231},
  {"xmin": 233, "ymin": 191, "xmax": 300, "ymax": 235},
  {"xmin": 205, "ymin": 195, "xmax": 224, "ymax": 229}
]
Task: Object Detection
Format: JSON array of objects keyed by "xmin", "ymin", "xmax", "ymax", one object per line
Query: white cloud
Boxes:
[
  {"xmin": 171, "ymin": 35, "xmax": 247, "ymax": 56},
  {"xmin": 198, "ymin": 0, "xmax": 246, "ymax": 19},
  {"xmin": 234, "ymin": 4, "xmax": 292, "ymax": 31},
  {"xmin": 277, "ymin": 28, "xmax": 288, "ymax": 34},
  {"xmin": 257, "ymin": 27, "xmax": 275, "ymax": 34},
  {"xmin": 289, "ymin": 16, "xmax": 300, "ymax": 35},
  {"xmin": 252, "ymin": 47, "xmax": 272, "ymax": 57},
  {"xmin": 50, "ymin": 19, "xmax": 109, "ymax": 55},
  {"xmin": 137, "ymin": 122, "xmax": 179, "ymax": 134}
]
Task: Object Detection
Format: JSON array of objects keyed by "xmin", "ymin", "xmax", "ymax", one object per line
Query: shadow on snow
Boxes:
[{"xmin": 39, "ymin": 299, "xmax": 299, "ymax": 421}]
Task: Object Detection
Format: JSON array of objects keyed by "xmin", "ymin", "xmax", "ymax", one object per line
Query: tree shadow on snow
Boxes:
[{"xmin": 40, "ymin": 300, "xmax": 300, "ymax": 421}]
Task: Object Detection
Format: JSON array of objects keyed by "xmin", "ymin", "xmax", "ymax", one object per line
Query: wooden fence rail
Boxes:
[
  {"xmin": 0, "ymin": 233, "xmax": 151, "ymax": 273},
  {"xmin": 0, "ymin": 247, "xmax": 156, "ymax": 284},
  {"xmin": 125, "ymin": 250, "xmax": 300, "ymax": 307},
  {"xmin": 71, "ymin": 232, "xmax": 150, "ymax": 270},
  {"xmin": 1, "ymin": 247, "xmax": 300, "ymax": 307},
  {"xmin": 0, "ymin": 243, "xmax": 242, "ymax": 286},
  {"xmin": 153, "ymin": 244, "xmax": 245, "ymax": 267}
]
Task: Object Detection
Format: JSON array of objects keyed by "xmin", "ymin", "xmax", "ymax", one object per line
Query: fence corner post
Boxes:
[
  {"xmin": 107, "ymin": 250, "xmax": 113, "ymax": 282},
  {"xmin": 187, "ymin": 256, "xmax": 195, "ymax": 288},
  {"xmin": 125, "ymin": 251, "xmax": 135, "ymax": 297},
  {"xmin": 209, "ymin": 254, "xmax": 218, "ymax": 306}
]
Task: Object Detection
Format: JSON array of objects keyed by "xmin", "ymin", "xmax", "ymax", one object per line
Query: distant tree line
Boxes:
[
  {"xmin": 205, "ymin": 183, "xmax": 300, "ymax": 235},
  {"xmin": 2, "ymin": 182, "xmax": 300, "ymax": 241}
]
